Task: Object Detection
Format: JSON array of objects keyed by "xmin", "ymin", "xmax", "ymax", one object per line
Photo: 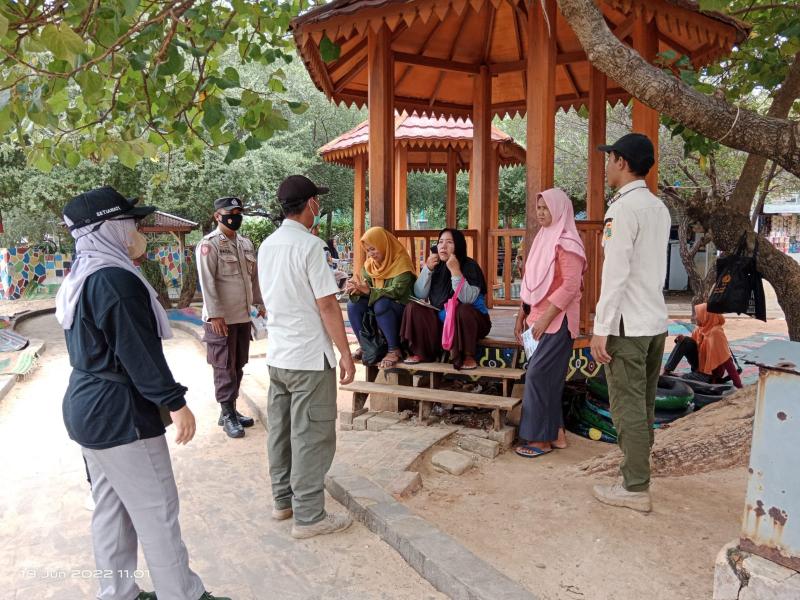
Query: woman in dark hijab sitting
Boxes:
[{"xmin": 400, "ymin": 228, "xmax": 491, "ymax": 370}]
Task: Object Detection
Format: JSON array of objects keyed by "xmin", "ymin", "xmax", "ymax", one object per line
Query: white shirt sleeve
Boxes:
[
  {"xmin": 414, "ymin": 266, "xmax": 433, "ymax": 298},
  {"xmin": 594, "ymin": 207, "xmax": 637, "ymax": 336},
  {"xmin": 307, "ymin": 241, "xmax": 340, "ymax": 300}
]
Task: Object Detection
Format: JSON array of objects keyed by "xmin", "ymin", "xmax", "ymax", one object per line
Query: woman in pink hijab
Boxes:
[{"xmin": 513, "ymin": 188, "xmax": 586, "ymax": 457}]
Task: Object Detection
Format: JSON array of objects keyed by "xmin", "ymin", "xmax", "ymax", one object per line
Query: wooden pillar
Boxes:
[
  {"xmin": 632, "ymin": 14, "xmax": 659, "ymax": 193},
  {"xmin": 490, "ymin": 148, "xmax": 500, "ymax": 229},
  {"xmin": 353, "ymin": 154, "xmax": 367, "ymax": 270},
  {"xmin": 587, "ymin": 66, "xmax": 607, "ymax": 220},
  {"xmin": 446, "ymin": 148, "xmax": 457, "ymax": 228},
  {"xmin": 525, "ymin": 0, "xmax": 556, "ymax": 254},
  {"xmin": 368, "ymin": 24, "xmax": 394, "ymax": 229},
  {"xmin": 469, "ymin": 65, "xmax": 492, "ymax": 274},
  {"xmin": 394, "ymin": 145, "xmax": 408, "ymax": 230}
]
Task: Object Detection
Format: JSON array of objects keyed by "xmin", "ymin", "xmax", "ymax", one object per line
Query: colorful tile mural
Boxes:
[
  {"xmin": 0, "ymin": 246, "xmax": 193, "ymax": 300},
  {"xmin": 0, "ymin": 248, "xmax": 73, "ymax": 300}
]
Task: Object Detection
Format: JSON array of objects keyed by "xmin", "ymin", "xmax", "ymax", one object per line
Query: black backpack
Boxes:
[{"xmin": 707, "ymin": 234, "xmax": 766, "ymax": 322}]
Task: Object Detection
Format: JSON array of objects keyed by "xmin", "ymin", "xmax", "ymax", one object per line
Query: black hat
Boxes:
[
  {"xmin": 63, "ymin": 186, "xmax": 155, "ymax": 231},
  {"xmin": 214, "ymin": 196, "xmax": 244, "ymax": 211},
  {"xmin": 598, "ymin": 133, "xmax": 654, "ymax": 163},
  {"xmin": 277, "ymin": 175, "xmax": 329, "ymax": 212}
]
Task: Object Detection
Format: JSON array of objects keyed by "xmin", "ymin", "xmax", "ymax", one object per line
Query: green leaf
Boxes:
[
  {"xmin": 157, "ymin": 44, "xmax": 184, "ymax": 77},
  {"xmin": 202, "ymin": 96, "xmax": 224, "ymax": 128},
  {"xmin": 0, "ymin": 13, "xmax": 9, "ymax": 38},
  {"xmin": 76, "ymin": 70, "xmax": 104, "ymax": 103},
  {"xmin": 319, "ymin": 36, "xmax": 340, "ymax": 62},
  {"xmin": 268, "ymin": 78, "xmax": 286, "ymax": 93},
  {"xmin": 117, "ymin": 142, "xmax": 139, "ymax": 169},
  {"xmin": 288, "ymin": 101, "xmax": 308, "ymax": 115},
  {"xmin": 223, "ymin": 67, "xmax": 241, "ymax": 87},
  {"xmin": 244, "ymin": 136, "xmax": 262, "ymax": 150},
  {"xmin": 122, "ymin": 0, "xmax": 140, "ymax": 18},
  {"xmin": 41, "ymin": 24, "xmax": 86, "ymax": 64},
  {"xmin": 226, "ymin": 96, "xmax": 242, "ymax": 107},
  {"xmin": 224, "ymin": 140, "xmax": 245, "ymax": 163},
  {"xmin": 65, "ymin": 150, "xmax": 82, "ymax": 168}
]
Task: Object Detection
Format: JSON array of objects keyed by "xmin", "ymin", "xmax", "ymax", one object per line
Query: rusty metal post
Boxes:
[{"xmin": 740, "ymin": 340, "xmax": 800, "ymax": 571}]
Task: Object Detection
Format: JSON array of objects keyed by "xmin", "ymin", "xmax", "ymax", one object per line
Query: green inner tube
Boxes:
[
  {"xmin": 585, "ymin": 395, "xmax": 695, "ymax": 424},
  {"xmin": 568, "ymin": 419, "xmax": 617, "ymax": 444},
  {"xmin": 587, "ymin": 369, "xmax": 694, "ymax": 410}
]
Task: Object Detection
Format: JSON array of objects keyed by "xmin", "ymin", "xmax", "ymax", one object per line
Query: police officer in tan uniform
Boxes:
[{"xmin": 197, "ymin": 196, "xmax": 265, "ymax": 438}]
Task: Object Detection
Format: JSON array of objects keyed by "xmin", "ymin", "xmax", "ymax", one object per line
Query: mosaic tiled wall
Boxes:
[
  {"xmin": 146, "ymin": 246, "xmax": 193, "ymax": 290},
  {"xmin": 1, "ymin": 246, "xmax": 193, "ymax": 300},
  {"xmin": 0, "ymin": 248, "xmax": 72, "ymax": 299}
]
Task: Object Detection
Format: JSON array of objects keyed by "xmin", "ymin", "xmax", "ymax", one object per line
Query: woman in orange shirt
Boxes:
[{"xmin": 514, "ymin": 189, "xmax": 586, "ymax": 457}]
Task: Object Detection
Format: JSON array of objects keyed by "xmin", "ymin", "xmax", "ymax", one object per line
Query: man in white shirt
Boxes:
[
  {"xmin": 590, "ymin": 133, "xmax": 671, "ymax": 513},
  {"xmin": 257, "ymin": 175, "xmax": 356, "ymax": 539}
]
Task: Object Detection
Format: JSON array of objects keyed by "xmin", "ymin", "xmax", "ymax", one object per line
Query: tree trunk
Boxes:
[
  {"xmin": 556, "ymin": 0, "xmax": 800, "ymax": 178},
  {"xmin": 690, "ymin": 200, "xmax": 800, "ymax": 341},
  {"xmin": 177, "ymin": 253, "xmax": 197, "ymax": 309},
  {"xmin": 730, "ymin": 52, "xmax": 800, "ymax": 214},
  {"xmin": 140, "ymin": 259, "xmax": 173, "ymax": 310},
  {"xmin": 577, "ymin": 387, "xmax": 755, "ymax": 477},
  {"xmin": 750, "ymin": 161, "xmax": 780, "ymax": 228}
]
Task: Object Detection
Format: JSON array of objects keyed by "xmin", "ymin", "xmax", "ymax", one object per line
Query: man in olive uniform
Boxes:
[{"xmin": 197, "ymin": 196, "xmax": 265, "ymax": 438}]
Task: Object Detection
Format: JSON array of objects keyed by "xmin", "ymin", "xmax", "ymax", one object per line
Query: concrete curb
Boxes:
[
  {"xmin": 326, "ymin": 463, "xmax": 537, "ymax": 600},
  {"xmin": 0, "ymin": 312, "xmax": 51, "ymax": 403}
]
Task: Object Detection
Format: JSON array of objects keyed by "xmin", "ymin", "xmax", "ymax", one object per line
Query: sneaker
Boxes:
[
  {"xmin": 198, "ymin": 592, "xmax": 231, "ymax": 600},
  {"xmin": 218, "ymin": 410, "xmax": 254, "ymax": 428},
  {"xmin": 291, "ymin": 511, "xmax": 353, "ymax": 539},
  {"xmin": 272, "ymin": 506, "xmax": 293, "ymax": 521},
  {"xmin": 592, "ymin": 482, "xmax": 652, "ymax": 513},
  {"xmin": 220, "ymin": 413, "xmax": 245, "ymax": 438},
  {"xmin": 84, "ymin": 491, "xmax": 95, "ymax": 512}
]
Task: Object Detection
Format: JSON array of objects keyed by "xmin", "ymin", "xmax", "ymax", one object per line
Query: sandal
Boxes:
[
  {"xmin": 379, "ymin": 349, "xmax": 403, "ymax": 369},
  {"xmin": 461, "ymin": 358, "xmax": 478, "ymax": 370},
  {"xmin": 403, "ymin": 354, "xmax": 425, "ymax": 365},
  {"xmin": 514, "ymin": 444, "xmax": 552, "ymax": 458}
]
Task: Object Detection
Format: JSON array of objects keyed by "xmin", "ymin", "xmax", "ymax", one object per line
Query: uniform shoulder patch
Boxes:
[
  {"xmin": 603, "ymin": 218, "xmax": 613, "ymax": 241},
  {"xmin": 200, "ymin": 243, "xmax": 211, "ymax": 256}
]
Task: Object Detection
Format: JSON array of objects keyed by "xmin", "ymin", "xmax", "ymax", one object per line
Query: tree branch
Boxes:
[
  {"xmin": 556, "ymin": 0, "xmax": 800, "ymax": 178},
  {"xmin": 729, "ymin": 3, "xmax": 800, "ymax": 16}
]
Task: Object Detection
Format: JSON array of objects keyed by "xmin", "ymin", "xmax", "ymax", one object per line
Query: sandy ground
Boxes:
[
  {"xmin": 406, "ymin": 432, "xmax": 747, "ymax": 600},
  {"xmin": 2, "ymin": 315, "xmax": 444, "ymax": 600}
]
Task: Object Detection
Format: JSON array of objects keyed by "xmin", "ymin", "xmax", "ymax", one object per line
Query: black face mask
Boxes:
[{"xmin": 220, "ymin": 213, "xmax": 243, "ymax": 231}]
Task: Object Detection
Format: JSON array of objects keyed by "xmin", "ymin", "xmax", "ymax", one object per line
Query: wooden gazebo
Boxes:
[
  {"xmin": 139, "ymin": 211, "xmax": 199, "ymax": 253},
  {"xmin": 293, "ymin": 0, "xmax": 746, "ymax": 334},
  {"xmin": 319, "ymin": 111, "xmax": 526, "ymax": 268}
]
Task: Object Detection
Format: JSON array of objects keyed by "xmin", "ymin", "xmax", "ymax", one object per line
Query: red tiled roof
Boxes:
[{"xmin": 319, "ymin": 111, "xmax": 525, "ymax": 171}]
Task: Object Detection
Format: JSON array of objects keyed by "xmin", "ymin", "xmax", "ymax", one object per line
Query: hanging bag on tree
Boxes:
[
  {"xmin": 360, "ymin": 307, "xmax": 388, "ymax": 366},
  {"xmin": 441, "ymin": 277, "xmax": 466, "ymax": 351},
  {"xmin": 707, "ymin": 234, "xmax": 767, "ymax": 322}
]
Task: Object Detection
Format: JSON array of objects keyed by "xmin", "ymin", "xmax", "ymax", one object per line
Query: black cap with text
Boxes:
[{"xmin": 63, "ymin": 186, "xmax": 155, "ymax": 231}]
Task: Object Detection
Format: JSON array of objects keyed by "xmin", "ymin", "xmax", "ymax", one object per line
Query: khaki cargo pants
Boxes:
[
  {"xmin": 266, "ymin": 360, "xmax": 337, "ymax": 525},
  {"xmin": 605, "ymin": 331, "xmax": 667, "ymax": 492}
]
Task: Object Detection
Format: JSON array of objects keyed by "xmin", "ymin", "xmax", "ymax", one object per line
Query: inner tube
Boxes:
[
  {"xmin": 694, "ymin": 389, "xmax": 736, "ymax": 409},
  {"xmin": 584, "ymin": 395, "xmax": 694, "ymax": 426},
  {"xmin": 661, "ymin": 374, "xmax": 732, "ymax": 396},
  {"xmin": 587, "ymin": 369, "xmax": 694, "ymax": 410},
  {"xmin": 567, "ymin": 419, "xmax": 617, "ymax": 443}
]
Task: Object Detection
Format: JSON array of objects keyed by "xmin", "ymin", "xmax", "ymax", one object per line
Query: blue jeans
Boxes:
[{"xmin": 347, "ymin": 296, "xmax": 404, "ymax": 349}]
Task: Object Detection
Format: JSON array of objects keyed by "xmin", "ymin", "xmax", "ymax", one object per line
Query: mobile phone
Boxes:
[{"xmin": 430, "ymin": 244, "xmax": 438, "ymax": 254}]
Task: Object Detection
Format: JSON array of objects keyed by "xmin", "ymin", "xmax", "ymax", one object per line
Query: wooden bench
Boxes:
[
  {"xmin": 341, "ymin": 380, "xmax": 520, "ymax": 431},
  {"xmin": 385, "ymin": 361, "xmax": 524, "ymax": 396}
]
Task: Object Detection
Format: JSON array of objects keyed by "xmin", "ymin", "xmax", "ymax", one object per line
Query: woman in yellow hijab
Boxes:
[{"xmin": 346, "ymin": 227, "xmax": 416, "ymax": 368}]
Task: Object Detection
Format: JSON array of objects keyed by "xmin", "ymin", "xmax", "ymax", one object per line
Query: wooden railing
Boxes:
[
  {"xmin": 394, "ymin": 229, "xmax": 478, "ymax": 274},
  {"xmin": 488, "ymin": 222, "xmax": 604, "ymax": 335}
]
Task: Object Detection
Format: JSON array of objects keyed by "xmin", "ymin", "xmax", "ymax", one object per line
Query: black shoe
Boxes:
[
  {"xmin": 137, "ymin": 593, "xmax": 157, "ymax": 600},
  {"xmin": 198, "ymin": 592, "xmax": 231, "ymax": 600},
  {"xmin": 220, "ymin": 413, "xmax": 245, "ymax": 438},
  {"xmin": 217, "ymin": 410, "xmax": 254, "ymax": 428}
]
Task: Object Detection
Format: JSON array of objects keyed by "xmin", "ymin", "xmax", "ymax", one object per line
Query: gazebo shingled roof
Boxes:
[
  {"xmin": 319, "ymin": 112, "xmax": 526, "ymax": 171},
  {"xmin": 292, "ymin": 0, "xmax": 749, "ymax": 119}
]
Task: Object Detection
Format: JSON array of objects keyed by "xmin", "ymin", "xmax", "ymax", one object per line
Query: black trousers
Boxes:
[
  {"xmin": 664, "ymin": 337, "xmax": 700, "ymax": 373},
  {"xmin": 203, "ymin": 322, "xmax": 251, "ymax": 404}
]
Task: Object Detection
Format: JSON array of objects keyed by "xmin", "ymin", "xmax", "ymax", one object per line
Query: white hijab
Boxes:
[{"xmin": 55, "ymin": 217, "xmax": 173, "ymax": 339}]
